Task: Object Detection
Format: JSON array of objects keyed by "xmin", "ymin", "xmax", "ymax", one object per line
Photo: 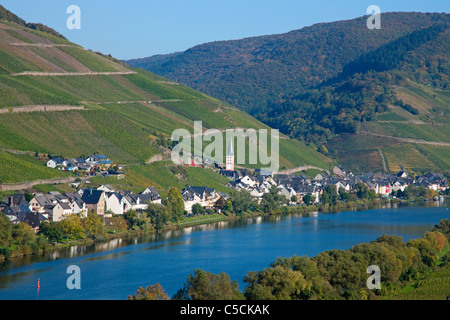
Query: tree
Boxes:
[
  {"xmin": 166, "ymin": 187, "xmax": 184, "ymax": 222},
  {"xmin": 302, "ymin": 194, "xmax": 312, "ymax": 206},
  {"xmin": 424, "ymin": 231, "xmax": 448, "ymax": 251},
  {"xmin": 324, "ymin": 185, "xmax": 338, "ymax": 205},
  {"xmin": 60, "ymin": 214, "xmax": 85, "ymax": 240},
  {"xmin": 12, "ymin": 222, "xmax": 35, "ymax": 245},
  {"xmin": 339, "ymin": 187, "xmax": 349, "ymax": 201},
  {"xmin": 191, "ymin": 203, "xmax": 204, "ymax": 216},
  {"xmin": 105, "ymin": 216, "xmax": 128, "ymax": 233},
  {"xmin": 432, "ymin": 219, "xmax": 450, "ymax": 242},
  {"xmin": 356, "ymin": 182, "xmax": 369, "ymax": 199},
  {"xmin": 147, "ymin": 203, "xmax": 170, "ymax": 231},
  {"xmin": 229, "ymin": 189, "xmax": 254, "ymax": 216},
  {"xmin": 223, "ymin": 200, "xmax": 233, "ymax": 214},
  {"xmin": 244, "ymin": 265, "xmax": 310, "ymax": 300},
  {"xmin": 407, "ymin": 238, "xmax": 437, "ymax": 267},
  {"xmin": 39, "ymin": 221, "xmax": 64, "ymax": 243},
  {"xmin": 84, "ymin": 212, "xmax": 107, "ymax": 240},
  {"xmin": 270, "ymin": 255, "xmax": 337, "ymax": 300},
  {"xmin": 173, "ymin": 269, "xmax": 244, "ymax": 300},
  {"xmin": 320, "ymin": 190, "xmax": 330, "ymax": 205},
  {"xmin": 0, "ymin": 213, "xmax": 13, "ymax": 248},
  {"xmin": 290, "ymin": 195, "xmax": 297, "ymax": 204},
  {"xmin": 261, "ymin": 185, "xmax": 287, "ymax": 213},
  {"xmin": 128, "ymin": 283, "xmax": 170, "ymax": 300}
]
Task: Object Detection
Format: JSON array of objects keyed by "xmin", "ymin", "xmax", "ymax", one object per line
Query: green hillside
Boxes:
[
  {"xmin": 127, "ymin": 12, "xmax": 449, "ymax": 113},
  {"xmin": 0, "ymin": 7, "xmax": 331, "ymax": 185},
  {"xmin": 129, "ymin": 12, "xmax": 449, "ymax": 174}
]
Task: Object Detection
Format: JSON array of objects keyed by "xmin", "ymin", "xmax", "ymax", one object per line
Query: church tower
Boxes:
[{"xmin": 226, "ymin": 138, "xmax": 234, "ymax": 171}]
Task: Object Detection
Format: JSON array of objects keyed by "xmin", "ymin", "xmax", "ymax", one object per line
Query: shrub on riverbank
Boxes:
[{"xmin": 0, "ymin": 213, "xmax": 50, "ymax": 260}]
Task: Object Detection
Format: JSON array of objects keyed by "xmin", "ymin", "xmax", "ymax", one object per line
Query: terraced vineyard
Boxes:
[
  {"xmin": 383, "ymin": 144, "xmax": 438, "ymax": 173},
  {"xmin": 0, "ymin": 15, "xmax": 331, "ymax": 185}
]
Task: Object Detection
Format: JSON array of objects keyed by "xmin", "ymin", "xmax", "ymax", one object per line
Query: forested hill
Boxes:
[
  {"xmin": 126, "ymin": 12, "xmax": 449, "ymax": 113},
  {"xmin": 128, "ymin": 12, "xmax": 450, "ymax": 175}
]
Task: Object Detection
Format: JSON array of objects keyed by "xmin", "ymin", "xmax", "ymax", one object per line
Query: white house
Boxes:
[
  {"xmin": 181, "ymin": 186, "xmax": 218, "ymax": 213},
  {"xmin": 141, "ymin": 187, "xmax": 162, "ymax": 204},
  {"xmin": 51, "ymin": 203, "xmax": 72, "ymax": 222},
  {"xmin": 70, "ymin": 199, "xmax": 87, "ymax": 217},
  {"xmin": 104, "ymin": 192, "xmax": 125, "ymax": 215},
  {"xmin": 278, "ymin": 185, "xmax": 296, "ymax": 202},
  {"xmin": 46, "ymin": 158, "xmax": 64, "ymax": 169}
]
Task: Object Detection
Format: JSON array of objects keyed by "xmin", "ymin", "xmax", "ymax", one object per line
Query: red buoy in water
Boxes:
[{"xmin": 37, "ymin": 278, "xmax": 40, "ymax": 289}]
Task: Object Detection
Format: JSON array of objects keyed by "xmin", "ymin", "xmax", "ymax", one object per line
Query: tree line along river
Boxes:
[{"xmin": 0, "ymin": 201, "xmax": 448, "ymax": 300}]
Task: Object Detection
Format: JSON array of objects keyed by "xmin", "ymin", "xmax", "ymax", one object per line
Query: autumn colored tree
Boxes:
[
  {"xmin": 173, "ymin": 269, "xmax": 244, "ymax": 300},
  {"xmin": 60, "ymin": 214, "xmax": 85, "ymax": 239},
  {"xmin": 84, "ymin": 212, "xmax": 107, "ymax": 240},
  {"xmin": 244, "ymin": 265, "xmax": 310, "ymax": 300},
  {"xmin": 128, "ymin": 283, "xmax": 170, "ymax": 300},
  {"xmin": 424, "ymin": 231, "xmax": 448, "ymax": 251},
  {"xmin": 166, "ymin": 187, "xmax": 185, "ymax": 222}
]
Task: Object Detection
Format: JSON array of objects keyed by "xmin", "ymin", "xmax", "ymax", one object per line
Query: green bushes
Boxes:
[
  {"xmin": 169, "ymin": 219, "xmax": 450, "ymax": 300},
  {"xmin": 0, "ymin": 214, "xmax": 50, "ymax": 260}
]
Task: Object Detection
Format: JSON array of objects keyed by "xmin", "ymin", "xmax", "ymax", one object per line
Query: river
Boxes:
[{"xmin": 0, "ymin": 201, "xmax": 449, "ymax": 300}]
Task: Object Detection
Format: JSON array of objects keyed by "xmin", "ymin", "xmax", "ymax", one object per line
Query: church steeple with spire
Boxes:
[{"xmin": 226, "ymin": 138, "xmax": 234, "ymax": 171}]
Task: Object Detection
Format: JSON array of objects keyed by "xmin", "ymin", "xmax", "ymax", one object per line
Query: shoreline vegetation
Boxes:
[
  {"xmin": 128, "ymin": 214, "xmax": 450, "ymax": 301},
  {"xmin": 1, "ymin": 193, "xmax": 449, "ymax": 300},
  {"xmin": 0, "ymin": 194, "xmax": 447, "ymax": 262}
]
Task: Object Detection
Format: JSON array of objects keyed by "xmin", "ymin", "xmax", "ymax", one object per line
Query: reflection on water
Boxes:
[
  {"xmin": 0, "ymin": 267, "xmax": 53, "ymax": 289},
  {"xmin": 1, "ymin": 200, "xmax": 448, "ymax": 273},
  {"xmin": 0, "ymin": 200, "xmax": 448, "ymax": 300}
]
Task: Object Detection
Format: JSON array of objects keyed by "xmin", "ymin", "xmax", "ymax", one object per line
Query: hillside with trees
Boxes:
[{"xmin": 128, "ymin": 12, "xmax": 450, "ymax": 175}]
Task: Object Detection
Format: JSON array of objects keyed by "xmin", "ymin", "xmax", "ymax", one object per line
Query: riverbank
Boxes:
[
  {"xmin": 1, "ymin": 196, "xmax": 447, "ymax": 262},
  {"xmin": 1, "ymin": 203, "xmax": 449, "ymax": 300}
]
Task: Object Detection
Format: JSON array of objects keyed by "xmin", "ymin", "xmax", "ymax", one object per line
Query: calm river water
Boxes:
[{"xmin": 0, "ymin": 202, "xmax": 449, "ymax": 300}]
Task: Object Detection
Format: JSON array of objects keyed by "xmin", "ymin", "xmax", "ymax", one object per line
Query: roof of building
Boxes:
[{"xmin": 81, "ymin": 189, "xmax": 104, "ymax": 204}]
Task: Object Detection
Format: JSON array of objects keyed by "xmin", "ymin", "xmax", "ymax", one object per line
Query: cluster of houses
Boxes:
[
  {"xmin": 0, "ymin": 182, "xmax": 233, "ymax": 232},
  {"xmin": 1, "ymin": 159, "xmax": 448, "ymax": 233},
  {"xmin": 219, "ymin": 165, "xmax": 448, "ymax": 205},
  {"xmin": 46, "ymin": 154, "xmax": 113, "ymax": 172},
  {"xmin": 0, "ymin": 185, "xmax": 162, "ymax": 232}
]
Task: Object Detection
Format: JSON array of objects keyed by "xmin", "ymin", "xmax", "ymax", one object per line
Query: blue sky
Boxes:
[{"xmin": 1, "ymin": 0, "xmax": 449, "ymax": 59}]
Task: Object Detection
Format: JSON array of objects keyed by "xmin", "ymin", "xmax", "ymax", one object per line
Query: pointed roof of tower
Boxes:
[{"xmin": 227, "ymin": 138, "xmax": 234, "ymax": 156}]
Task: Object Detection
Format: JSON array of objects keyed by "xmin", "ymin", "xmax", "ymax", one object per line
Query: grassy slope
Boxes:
[
  {"xmin": 0, "ymin": 20, "xmax": 331, "ymax": 185},
  {"xmin": 0, "ymin": 150, "xmax": 72, "ymax": 183}
]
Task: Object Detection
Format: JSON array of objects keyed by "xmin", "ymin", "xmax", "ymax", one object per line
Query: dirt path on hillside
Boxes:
[
  {"xmin": 378, "ymin": 149, "xmax": 388, "ymax": 173},
  {"xmin": 11, "ymin": 71, "xmax": 137, "ymax": 76},
  {"xmin": 8, "ymin": 43, "xmax": 78, "ymax": 47},
  {"xmin": 361, "ymin": 131, "xmax": 450, "ymax": 147},
  {"xmin": 0, "ymin": 105, "xmax": 85, "ymax": 114},
  {"xmin": 277, "ymin": 165, "xmax": 326, "ymax": 175},
  {"xmin": 0, "ymin": 176, "xmax": 91, "ymax": 192}
]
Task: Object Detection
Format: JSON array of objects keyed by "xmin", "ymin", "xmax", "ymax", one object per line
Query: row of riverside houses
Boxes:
[
  {"xmin": 1, "ymin": 180, "xmax": 231, "ymax": 233},
  {"xmin": 1, "ymin": 165, "xmax": 447, "ymax": 232},
  {"xmin": 220, "ymin": 165, "xmax": 448, "ymax": 204},
  {"xmin": 0, "ymin": 185, "xmax": 162, "ymax": 233}
]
